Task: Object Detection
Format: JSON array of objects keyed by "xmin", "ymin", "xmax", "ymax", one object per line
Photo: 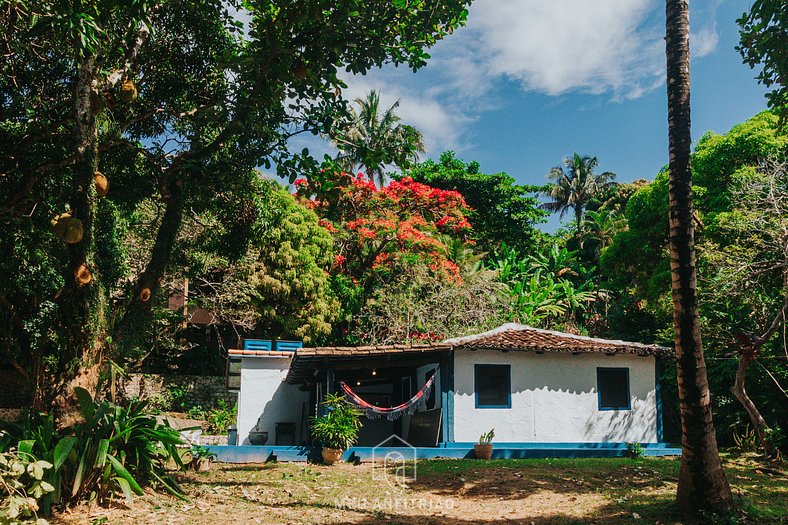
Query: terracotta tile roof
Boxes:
[
  {"xmin": 295, "ymin": 343, "xmax": 450, "ymax": 357},
  {"xmin": 443, "ymin": 324, "xmax": 672, "ymax": 356},
  {"xmin": 228, "ymin": 349, "xmax": 294, "ymax": 358}
]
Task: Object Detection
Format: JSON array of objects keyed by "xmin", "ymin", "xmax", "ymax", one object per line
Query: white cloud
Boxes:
[{"xmin": 298, "ymin": 0, "xmax": 721, "ymax": 158}]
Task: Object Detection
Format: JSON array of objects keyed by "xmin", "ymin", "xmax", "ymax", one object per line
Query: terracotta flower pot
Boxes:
[
  {"xmin": 192, "ymin": 458, "xmax": 212, "ymax": 472},
  {"xmin": 321, "ymin": 447, "xmax": 343, "ymax": 465},
  {"xmin": 474, "ymin": 444, "xmax": 493, "ymax": 460}
]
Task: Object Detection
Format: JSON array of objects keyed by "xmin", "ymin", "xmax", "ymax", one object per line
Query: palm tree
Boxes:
[
  {"xmin": 580, "ymin": 209, "xmax": 625, "ymax": 250},
  {"xmin": 331, "ymin": 90, "xmax": 425, "ymax": 187},
  {"xmin": 541, "ymin": 153, "xmax": 616, "ymax": 228},
  {"xmin": 665, "ymin": 0, "xmax": 732, "ymax": 513}
]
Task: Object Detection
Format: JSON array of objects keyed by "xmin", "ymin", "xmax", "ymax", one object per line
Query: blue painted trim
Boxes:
[
  {"xmin": 441, "ymin": 442, "xmax": 675, "ymax": 449},
  {"xmin": 655, "ymin": 358, "xmax": 664, "ymax": 442},
  {"xmin": 243, "ymin": 339, "xmax": 272, "ymax": 351},
  {"xmin": 274, "ymin": 340, "xmax": 302, "ymax": 351},
  {"xmin": 440, "ymin": 361, "xmax": 449, "ymax": 444},
  {"xmin": 445, "ymin": 354, "xmax": 454, "ymax": 443},
  {"xmin": 474, "ymin": 364, "xmax": 512, "ymax": 409},
  {"xmin": 596, "ymin": 367, "xmax": 631, "ymax": 411},
  {"xmin": 206, "ymin": 443, "xmax": 682, "ymax": 463}
]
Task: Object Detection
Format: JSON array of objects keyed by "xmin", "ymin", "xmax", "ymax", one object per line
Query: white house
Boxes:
[{"xmin": 230, "ymin": 324, "xmax": 672, "ymax": 452}]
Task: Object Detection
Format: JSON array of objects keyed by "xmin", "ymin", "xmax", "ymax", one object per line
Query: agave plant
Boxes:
[{"xmin": 5, "ymin": 389, "xmax": 185, "ymax": 510}]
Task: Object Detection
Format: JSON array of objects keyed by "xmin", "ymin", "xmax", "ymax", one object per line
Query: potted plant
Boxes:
[
  {"xmin": 309, "ymin": 393, "xmax": 361, "ymax": 465},
  {"xmin": 474, "ymin": 429, "xmax": 495, "ymax": 460},
  {"xmin": 190, "ymin": 445, "xmax": 217, "ymax": 472}
]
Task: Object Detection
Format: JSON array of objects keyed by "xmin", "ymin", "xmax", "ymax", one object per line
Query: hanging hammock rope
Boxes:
[{"xmin": 339, "ymin": 370, "xmax": 438, "ymax": 421}]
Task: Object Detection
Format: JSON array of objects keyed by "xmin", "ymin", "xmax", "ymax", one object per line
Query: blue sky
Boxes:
[{"xmin": 289, "ymin": 0, "xmax": 768, "ymax": 231}]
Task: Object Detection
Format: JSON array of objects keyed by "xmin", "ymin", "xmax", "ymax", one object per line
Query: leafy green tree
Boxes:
[
  {"xmin": 541, "ymin": 153, "xmax": 616, "ymax": 229},
  {"xmin": 188, "ymin": 179, "xmax": 339, "ymax": 345},
  {"xmin": 331, "ymin": 90, "xmax": 425, "ymax": 187},
  {"xmin": 0, "ymin": 0, "xmax": 471, "ymax": 414},
  {"xmin": 406, "ymin": 151, "xmax": 547, "ymax": 252},
  {"xmin": 738, "ymin": 0, "xmax": 788, "ymax": 124},
  {"xmin": 700, "ymin": 160, "xmax": 788, "ymax": 457}
]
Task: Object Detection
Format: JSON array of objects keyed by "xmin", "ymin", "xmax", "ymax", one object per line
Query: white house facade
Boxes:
[{"xmin": 228, "ymin": 324, "xmax": 671, "ymax": 455}]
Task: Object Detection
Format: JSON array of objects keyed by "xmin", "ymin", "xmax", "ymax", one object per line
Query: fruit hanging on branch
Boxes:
[
  {"xmin": 94, "ymin": 171, "xmax": 109, "ymax": 197},
  {"xmin": 62, "ymin": 218, "xmax": 84, "ymax": 244},
  {"xmin": 51, "ymin": 211, "xmax": 84, "ymax": 243},
  {"xmin": 74, "ymin": 264, "xmax": 93, "ymax": 286},
  {"xmin": 120, "ymin": 80, "xmax": 137, "ymax": 103},
  {"xmin": 51, "ymin": 210, "xmax": 73, "ymax": 238}
]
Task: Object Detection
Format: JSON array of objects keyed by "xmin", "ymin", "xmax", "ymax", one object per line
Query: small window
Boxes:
[
  {"xmin": 226, "ymin": 356, "xmax": 241, "ymax": 391},
  {"xmin": 597, "ymin": 368, "xmax": 630, "ymax": 410},
  {"xmin": 474, "ymin": 364, "xmax": 511, "ymax": 408}
]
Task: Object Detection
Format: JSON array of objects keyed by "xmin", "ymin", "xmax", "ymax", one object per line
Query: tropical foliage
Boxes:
[
  {"xmin": 331, "ymin": 91, "xmax": 425, "ymax": 186},
  {"xmin": 2, "ymin": 389, "xmax": 184, "ymax": 511},
  {"xmin": 541, "ymin": 153, "xmax": 616, "ymax": 227},
  {"xmin": 309, "ymin": 394, "xmax": 361, "ymax": 451},
  {"xmin": 405, "ymin": 151, "xmax": 547, "ymax": 252}
]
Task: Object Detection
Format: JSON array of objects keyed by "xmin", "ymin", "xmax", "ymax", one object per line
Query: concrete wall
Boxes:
[
  {"xmin": 452, "ymin": 350, "xmax": 658, "ymax": 443},
  {"xmin": 237, "ymin": 357, "xmax": 309, "ymax": 446}
]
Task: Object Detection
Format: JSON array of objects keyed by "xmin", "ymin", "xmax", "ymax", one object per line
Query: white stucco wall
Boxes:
[
  {"xmin": 452, "ymin": 350, "xmax": 658, "ymax": 443},
  {"xmin": 237, "ymin": 357, "xmax": 309, "ymax": 445}
]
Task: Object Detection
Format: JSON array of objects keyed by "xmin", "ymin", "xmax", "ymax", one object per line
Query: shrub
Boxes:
[
  {"xmin": 0, "ymin": 436, "xmax": 54, "ymax": 525},
  {"xmin": 309, "ymin": 393, "xmax": 361, "ymax": 450},
  {"xmin": 3, "ymin": 389, "xmax": 186, "ymax": 509},
  {"xmin": 205, "ymin": 400, "xmax": 236, "ymax": 435},
  {"xmin": 626, "ymin": 442, "xmax": 645, "ymax": 459}
]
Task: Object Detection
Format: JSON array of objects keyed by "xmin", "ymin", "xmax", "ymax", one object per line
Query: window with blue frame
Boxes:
[
  {"xmin": 597, "ymin": 367, "xmax": 631, "ymax": 410},
  {"xmin": 474, "ymin": 364, "xmax": 511, "ymax": 408}
]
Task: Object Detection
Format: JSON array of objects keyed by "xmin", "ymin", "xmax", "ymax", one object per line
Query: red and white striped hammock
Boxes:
[{"xmin": 339, "ymin": 371, "xmax": 437, "ymax": 421}]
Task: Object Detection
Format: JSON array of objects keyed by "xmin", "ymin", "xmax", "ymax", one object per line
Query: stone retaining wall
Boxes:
[{"xmin": 120, "ymin": 374, "xmax": 237, "ymax": 410}]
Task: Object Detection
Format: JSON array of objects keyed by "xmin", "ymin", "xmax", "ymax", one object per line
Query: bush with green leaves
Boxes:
[
  {"xmin": 3, "ymin": 388, "xmax": 185, "ymax": 509},
  {"xmin": 0, "ymin": 437, "xmax": 53, "ymax": 525},
  {"xmin": 205, "ymin": 400, "xmax": 237, "ymax": 435},
  {"xmin": 309, "ymin": 394, "xmax": 362, "ymax": 451}
]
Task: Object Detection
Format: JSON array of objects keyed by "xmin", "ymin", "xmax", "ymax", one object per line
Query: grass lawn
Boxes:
[{"xmin": 51, "ymin": 452, "xmax": 786, "ymax": 525}]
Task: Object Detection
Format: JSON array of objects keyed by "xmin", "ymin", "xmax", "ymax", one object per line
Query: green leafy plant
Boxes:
[
  {"xmin": 732, "ymin": 425, "xmax": 760, "ymax": 453},
  {"xmin": 626, "ymin": 442, "xmax": 645, "ymax": 459},
  {"xmin": 205, "ymin": 400, "xmax": 237, "ymax": 435},
  {"xmin": 478, "ymin": 429, "xmax": 495, "ymax": 445},
  {"xmin": 5, "ymin": 390, "xmax": 186, "ymax": 509},
  {"xmin": 190, "ymin": 445, "xmax": 216, "ymax": 461},
  {"xmin": 186, "ymin": 406, "xmax": 207, "ymax": 421},
  {"xmin": 0, "ymin": 436, "xmax": 54, "ymax": 525},
  {"xmin": 309, "ymin": 394, "xmax": 362, "ymax": 450}
]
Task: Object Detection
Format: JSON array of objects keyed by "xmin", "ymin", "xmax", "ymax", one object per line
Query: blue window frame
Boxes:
[
  {"xmin": 597, "ymin": 367, "xmax": 631, "ymax": 410},
  {"xmin": 474, "ymin": 364, "xmax": 511, "ymax": 408}
]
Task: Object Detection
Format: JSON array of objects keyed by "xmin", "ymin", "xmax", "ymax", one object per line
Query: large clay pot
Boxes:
[
  {"xmin": 192, "ymin": 458, "xmax": 212, "ymax": 472},
  {"xmin": 321, "ymin": 447, "xmax": 343, "ymax": 465},
  {"xmin": 248, "ymin": 431, "xmax": 268, "ymax": 446},
  {"xmin": 474, "ymin": 444, "xmax": 493, "ymax": 460}
]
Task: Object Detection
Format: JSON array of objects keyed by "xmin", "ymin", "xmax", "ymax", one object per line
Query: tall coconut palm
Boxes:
[
  {"xmin": 331, "ymin": 90, "xmax": 425, "ymax": 187},
  {"xmin": 541, "ymin": 153, "xmax": 616, "ymax": 228},
  {"xmin": 665, "ymin": 0, "xmax": 732, "ymax": 513}
]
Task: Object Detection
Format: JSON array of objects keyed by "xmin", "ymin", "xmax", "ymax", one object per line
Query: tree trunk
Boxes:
[
  {"xmin": 114, "ymin": 174, "xmax": 184, "ymax": 351},
  {"xmin": 53, "ymin": 55, "xmax": 105, "ymax": 424},
  {"xmin": 665, "ymin": 0, "xmax": 732, "ymax": 513},
  {"xmin": 730, "ymin": 353, "xmax": 776, "ymax": 458}
]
